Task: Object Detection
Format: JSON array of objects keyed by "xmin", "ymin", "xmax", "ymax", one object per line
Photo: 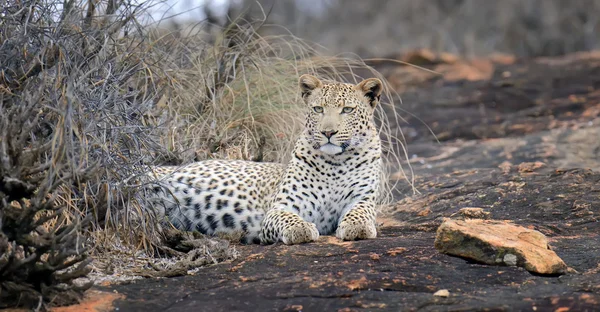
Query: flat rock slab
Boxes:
[
  {"xmin": 104, "ymin": 165, "xmax": 600, "ymax": 311},
  {"xmin": 374, "ymin": 50, "xmax": 600, "ymax": 144},
  {"xmin": 434, "ymin": 218, "xmax": 568, "ymax": 275},
  {"xmin": 106, "ymin": 230, "xmax": 599, "ymax": 312}
]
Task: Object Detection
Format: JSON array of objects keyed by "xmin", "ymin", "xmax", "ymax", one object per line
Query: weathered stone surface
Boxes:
[
  {"xmin": 434, "ymin": 219, "xmax": 568, "ymax": 275},
  {"xmin": 450, "ymin": 207, "xmax": 491, "ymax": 220},
  {"xmin": 375, "ymin": 51, "xmax": 600, "ymax": 146},
  {"xmin": 103, "ymin": 158, "xmax": 600, "ymax": 311}
]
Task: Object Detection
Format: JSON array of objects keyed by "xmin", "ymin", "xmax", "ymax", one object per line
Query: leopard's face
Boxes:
[{"xmin": 299, "ymin": 75, "xmax": 383, "ymax": 155}]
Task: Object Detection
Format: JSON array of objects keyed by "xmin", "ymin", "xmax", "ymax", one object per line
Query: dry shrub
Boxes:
[
  {"xmin": 0, "ymin": 0, "xmax": 410, "ymax": 308},
  {"xmin": 0, "ymin": 97, "xmax": 94, "ymax": 308},
  {"xmin": 0, "ymin": 0, "xmax": 165, "ymax": 308}
]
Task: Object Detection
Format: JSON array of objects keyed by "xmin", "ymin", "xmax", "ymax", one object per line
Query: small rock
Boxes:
[
  {"xmin": 517, "ymin": 161, "xmax": 546, "ymax": 173},
  {"xmin": 503, "ymin": 253, "xmax": 518, "ymax": 266},
  {"xmin": 434, "ymin": 219, "xmax": 568, "ymax": 275},
  {"xmin": 451, "ymin": 207, "xmax": 491, "ymax": 220},
  {"xmin": 433, "ymin": 289, "xmax": 450, "ymax": 297}
]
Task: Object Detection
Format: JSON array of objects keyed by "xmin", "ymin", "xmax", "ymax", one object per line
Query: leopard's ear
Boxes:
[
  {"xmin": 356, "ymin": 78, "xmax": 383, "ymax": 108},
  {"xmin": 299, "ymin": 74, "xmax": 323, "ymax": 103}
]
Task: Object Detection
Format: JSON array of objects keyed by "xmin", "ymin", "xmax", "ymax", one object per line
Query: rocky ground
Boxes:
[{"xmin": 73, "ymin": 51, "xmax": 600, "ymax": 311}]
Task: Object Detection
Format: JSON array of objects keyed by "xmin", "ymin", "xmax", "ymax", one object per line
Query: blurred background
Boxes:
[{"xmin": 152, "ymin": 0, "xmax": 600, "ymax": 58}]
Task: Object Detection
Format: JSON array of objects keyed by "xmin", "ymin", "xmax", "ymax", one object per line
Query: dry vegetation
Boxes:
[{"xmin": 0, "ymin": 0, "xmax": 407, "ymax": 309}]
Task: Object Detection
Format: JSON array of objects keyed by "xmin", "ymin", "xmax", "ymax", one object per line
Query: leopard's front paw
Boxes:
[
  {"xmin": 282, "ymin": 221, "xmax": 319, "ymax": 245},
  {"xmin": 336, "ymin": 220, "xmax": 377, "ymax": 241}
]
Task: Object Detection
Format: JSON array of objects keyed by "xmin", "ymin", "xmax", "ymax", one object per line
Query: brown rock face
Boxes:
[{"xmin": 434, "ymin": 219, "xmax": 568, "ymax": 275}]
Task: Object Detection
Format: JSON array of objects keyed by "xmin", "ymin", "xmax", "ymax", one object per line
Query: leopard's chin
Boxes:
[{"xmin": 319, "ymin": 143, "xmax": 344, "ymax": 155}]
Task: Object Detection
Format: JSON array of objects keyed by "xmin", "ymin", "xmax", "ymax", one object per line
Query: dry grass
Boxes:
[{"xmin": 144, "ymin": 25, "xmax": 410, "ymax": 167}]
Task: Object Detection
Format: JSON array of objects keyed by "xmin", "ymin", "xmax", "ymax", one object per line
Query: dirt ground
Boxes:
[{"xmin": 77, "ymin": 50, "xmax": 600, "ymax": 311}]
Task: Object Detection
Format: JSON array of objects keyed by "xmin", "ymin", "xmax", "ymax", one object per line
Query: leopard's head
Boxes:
[{"xmin": 299, "ymin": 75, "xmax": 382, "ymax": 155}]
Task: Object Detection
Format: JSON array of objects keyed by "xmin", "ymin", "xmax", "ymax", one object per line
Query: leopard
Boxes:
[{"xmin": 144, "ymin": 74, "xmax": 384, "ymax": 245}]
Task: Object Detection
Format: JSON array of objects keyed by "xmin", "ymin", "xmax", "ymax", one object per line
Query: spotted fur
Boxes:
[{"xmin": 145, "ymin": 75, "xmax": 383, "ymax": 245}]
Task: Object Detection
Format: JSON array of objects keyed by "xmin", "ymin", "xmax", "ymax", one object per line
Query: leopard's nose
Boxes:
[{"xmin": 321, "ymin": 130, "xmax": 338, "ymax": 139}]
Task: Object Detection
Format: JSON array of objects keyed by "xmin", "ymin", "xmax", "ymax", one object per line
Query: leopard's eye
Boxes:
[
  {"xmin": 313, "ymin": 106, "xmax": 324, "ymax": 113},
  {"xmin": 341, "ymin": 107, "xmax": 355, "ymax": 114}
]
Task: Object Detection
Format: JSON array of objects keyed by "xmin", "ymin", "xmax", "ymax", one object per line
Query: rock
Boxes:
[
  {"xmin": 434, "ymin": 219, "xmax": 568, "ymax": 275},
  {"xmin": 106, "ymin": 162, "xmax": 600, "ymax": 312},
  {"xmin": 450, "ymin": 207, "xmax": 490, "ymax": 220},
  {"xmin": 433, "ymin": 289, "xmax": 450, "ymax": 297},
  {"xmin": 503, "ymin": 253, "xmax": 518, "ymax": 266}
]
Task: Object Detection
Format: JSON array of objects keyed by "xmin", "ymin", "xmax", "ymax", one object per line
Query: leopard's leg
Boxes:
[
  {"xmin": 335, "ymin": 201, "xmax": 377, "ymax": 241},
  {"xmin": 259, "ymin": 209, "xmax": 319, "ymax": 245}
]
